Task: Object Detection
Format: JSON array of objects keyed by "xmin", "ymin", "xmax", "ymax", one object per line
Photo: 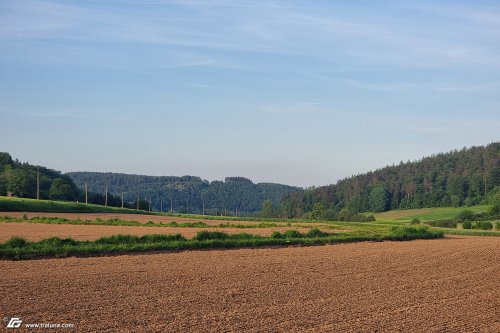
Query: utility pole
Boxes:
[
  {"xmin": 170, "ymin": 194, "xmax": 173, "ymax": 213},
  {"xmin": 148, "ymin": 197, "xmax": 151, "ymax": 212},
  {"xmin": 160, "ymin": 199, "xmax": 163, "ymax": 212},
  {"xmin": 137, "ymin": 194, "xmax": 140, "ymax": 210},
  {"xmin": 85, "ymin": 181, "xmax": 88, "ymax": 205},
  {"xmin": 36, "ymin": 167, "xmax": 40, "ymax": 201},
  {"xmin": 105, "ymin": 182, "xmax": 108, "ymax": 207},
  {"xmin": 121, "ymin": 192, "xmax": 124, "ymax": 208},
  {"xmin": 202, "ymin": 201, "xmax": 205, "ymax": 215}
]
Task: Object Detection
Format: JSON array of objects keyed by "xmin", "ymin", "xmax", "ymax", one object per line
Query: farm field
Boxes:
[
  {"xmin": 0, "ymin": 222, "xmax": 317, "ymax": 242},
  {"xmin": 0, "ymin": 211, "xmax": 295, "ymax": 226},
  {"xmin": 373, "ymin": 205, "xmax": 491, "ymax": 221},
  {"xmin": 1, "ymin": 236, "xmax": 498, "ymax": 332}
]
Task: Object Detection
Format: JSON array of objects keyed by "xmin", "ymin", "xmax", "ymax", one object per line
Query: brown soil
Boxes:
[
  {"xmin": 0, "ymin": 222, "xmax": 316, "ymax": 241},
  {"xmin": 1, "ymin": 236, "xmax": 499, "ymax": 332}
]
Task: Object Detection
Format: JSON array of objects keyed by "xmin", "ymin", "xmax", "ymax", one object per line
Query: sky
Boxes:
[{"xmin": 0, "ymin": 0, "xmax": 499, "ymax": 187}]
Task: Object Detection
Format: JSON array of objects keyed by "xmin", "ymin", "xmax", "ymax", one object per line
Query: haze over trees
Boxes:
[{"xmin": 281, "ymin": 142, "xmax": 500, "ymax": 218}]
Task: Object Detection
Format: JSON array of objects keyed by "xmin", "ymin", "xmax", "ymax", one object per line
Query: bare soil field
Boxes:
[
  {"xmin": 0, "ymin": 222, "xmax": 316, "ymax": 241},
  {"xmin": 1, "ymin": 236, "xmax": 498, "ymax": 332}
]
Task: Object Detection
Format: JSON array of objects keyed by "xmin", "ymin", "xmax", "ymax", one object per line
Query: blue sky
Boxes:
[{"xmin": 0, "ymin": 0, "xmax": 499, "ymax": 187}]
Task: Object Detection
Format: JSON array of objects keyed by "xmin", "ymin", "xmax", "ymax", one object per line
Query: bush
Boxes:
[
  {"xmin": 389, "ymin": 225, "xmax": 443, "ymax": 240},
  {"xmin": 271, "ymin": 231, "xmax": 283, "ymax": 239},
  {"xmin": 365, "ymin": 215, "xmax": 376, "ymax": 222},
  {"xmin": 410, "ymin": 218, "xmax": 421, "ymax": 225},
  {"xmin": 489, "ymin": 202, "xmax": 500, "ymax": 217},
  {"xmin": 282, "ymin": 230, "xmax": 302, "ymax": 238},
  {"xmin": 4, "ymin": 237, "xmax": 28, "ymax": 248},
  {"xmin": 462, "ymin": 221, "xmax": 472, "ymax": 229},
  {"xmin": 475, "ymin": 221, "xmax": 493, "ymax": 230},
  {"xmin": 427, "ymin": 219, "xmax": 457, "ymax": 228},
  {"xmin": 39, "ymin": 237, "xmax": 78, "ymax": 247},
  {"xmin": 456, "ymin": 209, "xmax": 475, "ymax": 221},
  {"xmin": 139, "ymin": 234, "xmax": 186, "ymax": 242},
  {"xmin": 306, "ymin": 228, "xmax": 330, "ymax": 238},
  {"xmin": 496, "ymin": 221, "xmax": 500, "ymax": 230},
  {"xmin": 194, "ymin": 231, "xmax": 229, "ymax": 241}
]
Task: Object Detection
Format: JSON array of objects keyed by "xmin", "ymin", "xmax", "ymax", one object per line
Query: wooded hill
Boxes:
[
  {"xmin": 0, "ymin": 153, "xmax": 150, "ymax": 209},
  {"xmin": 67, "ymin": 172, "xmax": 303, "ymax": 215},
  {"xmin": 281, "ymin": 142, "xmax": 500, "ymax": 218}
]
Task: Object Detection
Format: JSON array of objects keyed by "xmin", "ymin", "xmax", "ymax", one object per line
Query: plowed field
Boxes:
[
  {"xmin": 0, "ymin": 222, "xmax": 315, "ymax": 241},
  {"xmin": 1, "ymin": 236, "xmax": 498, "ymax": 332}
]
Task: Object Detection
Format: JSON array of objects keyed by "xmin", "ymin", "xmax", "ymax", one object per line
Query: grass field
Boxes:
[
  {"xmin": 372, "ymin": 205, "xmax": 491, "ymax": 221},
  {"xmin": 0, "ymin": 196, "xmax": 152, "ymax": 214}
]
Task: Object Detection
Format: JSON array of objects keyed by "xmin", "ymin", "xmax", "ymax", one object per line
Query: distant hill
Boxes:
[
  {"xmin": 281, "ymin": 142, "xmax": 500, "ymax": 217},
  {"xmin": 66, "ymin": 172, "xmax": 303, "ymax": 215},
  {"xmin": 0, "ymin": 152, "xmax": 149, "ymax": 210}
]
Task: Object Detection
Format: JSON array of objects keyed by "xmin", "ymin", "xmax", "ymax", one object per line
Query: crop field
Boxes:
[
  {"xmin": 0, "ymin": 211, "xmax": 297, "ymax": 225},
  {"xmin": 1, "ymin": 236, "xmax": 498, "ymax": 332},
  {"xmin": 0, "ymin": 222, "xmax": 317, "ymax": 242},
  {"xmin": 373, "ymin": 205, "xmax": 491, "ymax": 221}
]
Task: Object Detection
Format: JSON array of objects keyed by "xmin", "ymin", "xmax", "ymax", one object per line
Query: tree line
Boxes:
[
  {"xmin": 67, "ymin": 173, "xmax": 303, "ymax": 215},
  {"xmin": 0, "ymin": 153, "xmax": 150, "ymax": 209},
  {"xmin": 280, "ymin": 142, "xmax": 500, "ymax": 218}
]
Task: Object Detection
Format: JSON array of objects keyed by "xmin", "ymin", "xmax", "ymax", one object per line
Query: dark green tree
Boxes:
[{"xmin": 369, "ymin": 187, "xmax": 389, "ymax": 212}]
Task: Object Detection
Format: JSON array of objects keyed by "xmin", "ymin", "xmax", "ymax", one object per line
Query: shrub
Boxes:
[
  {"xmin": 456, "ymin": 209, "xmax": 475, "ymax": 221},
  {"xmin": 39, "ymin": 237, "xmax": 78, "ymax": 247},
  {"xmin": 389, "ymin": 225, "xmax": 443, "ymax": 240},
  {"xmin": 496, "ymin": 221, "xmax": 500, "ymax": 230},
  {"xmin": 489, "ymin": 202, "xmax": 500, "ymax": 217},
  {"xmin": 271, "ymin": 231, "xmax": 283, "ymax": 239},
  {"xmin": 365, "ymin": 215, "xmax": 376, "ymax": 222},
  {"xmin": 139, "ymin": 234, "xmax": 186, "ymax": 242},
  {"xmin": 307, "ymin": 228, "xmax": 330, "ymax": 238},
  {"xmin": 475, "ymin": 221, "xmax": 493, "ymax": 230},
  {"xmin": 194, "ymin": 231, "xmax": 229, "ymax": 241},
  {"xmin": 410, "ymin": 218, "xmax": 421, "ymax": 225},
  {"xmin": 462, "ymin": 221, "xmax": 472, "ymax": 229},
  {"xmin": 427, "ymin": 219, "xmax": 457, "ymax": 228},
  {"xmin": 4, "ymin": 237, "xmax": 28, "ymax": 248},
  {"xmin": 282, "ymin": 230, "xmax": 303, "ymax": 238}
]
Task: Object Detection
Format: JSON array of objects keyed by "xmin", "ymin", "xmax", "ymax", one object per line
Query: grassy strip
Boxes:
[
  {"xmin": 431, "ymin": 227, "xmax": 500, "ymax": 237},
  {"xmin": 0, "ymin": 226, "xmax": 443, "ymax": 260},
  {"xmin": 0, "ymin": 216, "xmax": 287, "ymax": 229},
  {"xmin": 0, "ymin": 196, "xmax": 151, "ymax": 214}
]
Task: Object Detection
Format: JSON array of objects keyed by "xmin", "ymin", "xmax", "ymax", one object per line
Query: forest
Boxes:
[
  {"xmin": 280, "ymin": 142, "xmax": 500, "ymax": 218},
  {"xmin": 67, "ymin": 172, "xmax": 303, "ymax": 215},
  {"xmin": 0, "ymin": 153, "xmax": 149, "ymax": 210},
  {"xmin": 2, "ymin": 142, "xmax": 499, "ymax": 218}
]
